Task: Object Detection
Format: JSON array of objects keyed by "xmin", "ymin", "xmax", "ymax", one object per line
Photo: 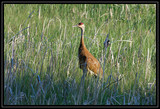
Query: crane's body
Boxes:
[
  {"xmin": 73, "ymin": 23, "xmax": 103, "ymax": 77},
  {"xmin": 78, "ymin": 43, "xmax": 103, "ymax": 77}
]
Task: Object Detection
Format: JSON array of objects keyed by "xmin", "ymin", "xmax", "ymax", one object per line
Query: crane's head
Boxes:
[{"xmin": 73, "ymin": 22, "xmax": 85, "ymax": 30}]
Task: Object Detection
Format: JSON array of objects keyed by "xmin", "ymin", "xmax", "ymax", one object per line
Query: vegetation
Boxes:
[{"xmin": 4, "ymin": 4, "xmax": 156, "ymax": 105}]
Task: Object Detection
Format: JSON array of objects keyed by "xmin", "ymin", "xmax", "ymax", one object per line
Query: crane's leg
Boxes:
[{"xmin": 77, "ymin": 62, "xmax": 87, "ymax": 104}]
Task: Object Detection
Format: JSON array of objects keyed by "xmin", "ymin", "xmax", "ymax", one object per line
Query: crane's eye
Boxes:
[{"xmin": 78, "ymin": 23, "xmax": 83, "ymax": 25}]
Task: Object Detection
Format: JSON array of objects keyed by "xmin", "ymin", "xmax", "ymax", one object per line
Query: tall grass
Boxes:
[{"xmin": 4, "ymin": 4, "xmax": 156, "ymax": 105}]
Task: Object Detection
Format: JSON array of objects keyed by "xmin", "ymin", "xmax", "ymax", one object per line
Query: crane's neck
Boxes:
[{"xmin": 80, "ymin": 28, "xmax": 85, "ymax": 47}]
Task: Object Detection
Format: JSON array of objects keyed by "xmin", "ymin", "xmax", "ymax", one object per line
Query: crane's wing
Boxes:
[{"xmin": 86, "ymin": 56, "xmax": 101, "ymax": 75}]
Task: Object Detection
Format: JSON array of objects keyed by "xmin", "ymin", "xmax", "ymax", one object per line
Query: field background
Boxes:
[{"xmin": 4, "ymin": 4, "xmax": 156, "ymax": 105}]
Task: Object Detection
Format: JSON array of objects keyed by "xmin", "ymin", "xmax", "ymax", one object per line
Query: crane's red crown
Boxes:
[{"xmin": 78, "ymin": 22, "xmax": 84, "ymax": 25}]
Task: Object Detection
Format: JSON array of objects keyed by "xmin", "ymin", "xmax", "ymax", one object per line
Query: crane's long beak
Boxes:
[{"xmin": 72, "ymin": 25, "xmax": 78, "ymax": 27}]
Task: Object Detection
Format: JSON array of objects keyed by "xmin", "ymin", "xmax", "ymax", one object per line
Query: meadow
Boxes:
[{"xmin": 4, "ymin": 4, "xmax": 156, "ymax": 105}]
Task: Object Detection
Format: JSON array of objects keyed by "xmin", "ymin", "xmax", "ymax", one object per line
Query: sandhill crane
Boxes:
[{"xmin": 73, "ymin": 22, "xmax": 106, "ymax": 78}]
